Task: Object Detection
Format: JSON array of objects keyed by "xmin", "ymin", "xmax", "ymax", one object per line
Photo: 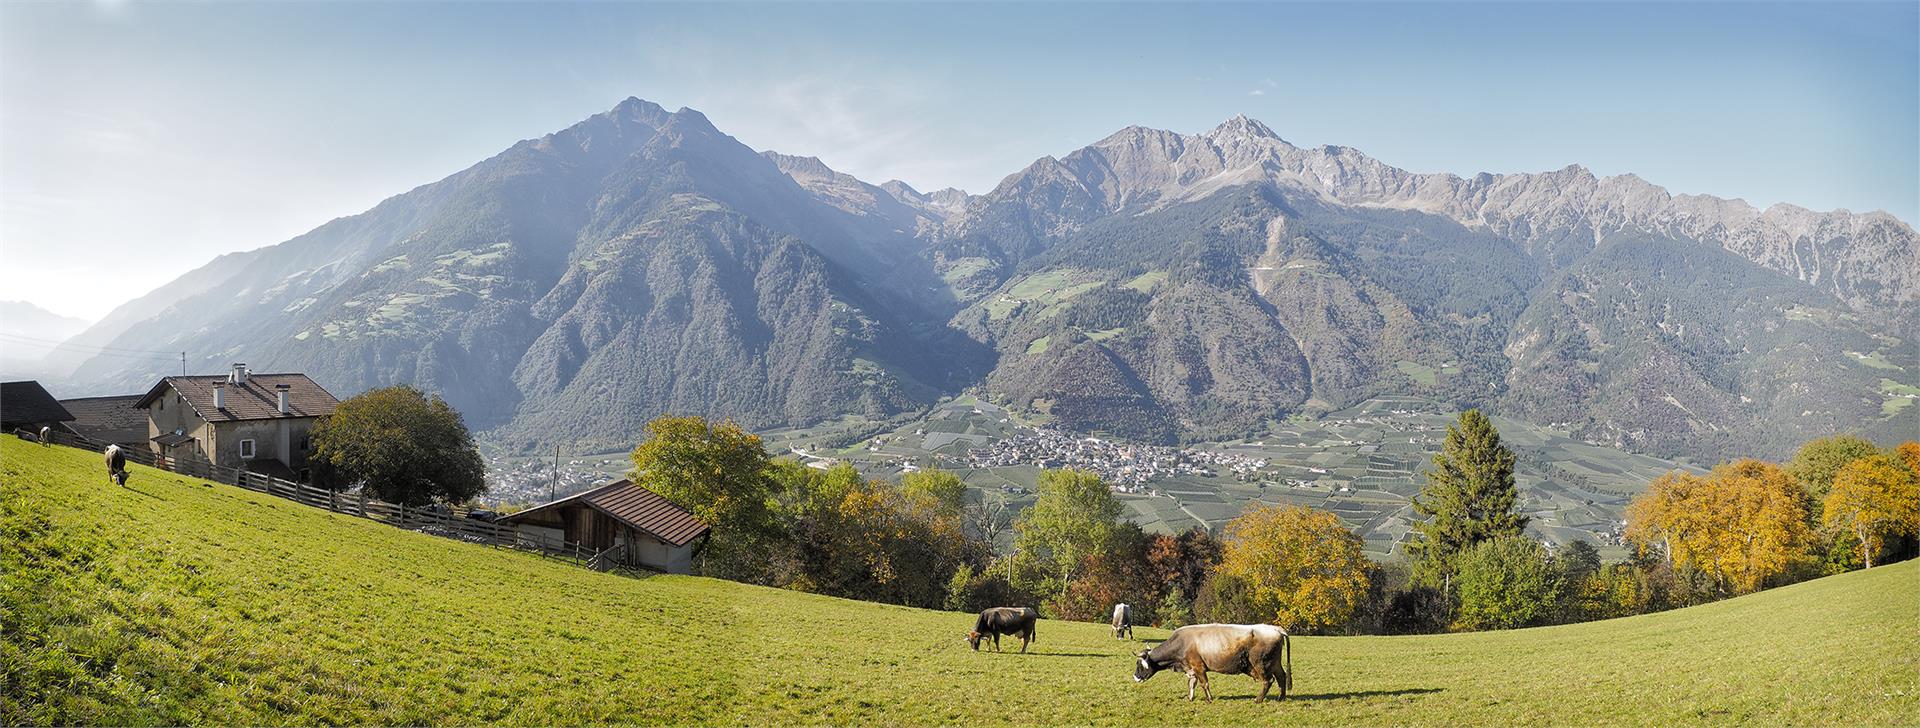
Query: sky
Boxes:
[{"xmin": 1, "ymin": 1, "xmax": 1915, "ymax": 326}]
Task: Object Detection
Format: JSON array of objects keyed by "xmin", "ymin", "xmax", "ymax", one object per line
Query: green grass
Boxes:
[
  {"xmin": 1122, "ymin": 270, "xmax": 1166, "ymax": 293},
  {"xmin": 5, "ymin": 436, "xmax": 1917, "ymax": 725}
]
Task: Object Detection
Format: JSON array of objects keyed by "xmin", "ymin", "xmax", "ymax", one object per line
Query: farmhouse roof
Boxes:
[
  {"xmin": 503, "ymin": 479, "xmax": 710, "ymax": 547},
  {"xmin": 58, "ymin": 394, "xmax": 147, "ymax": 446},
  {"xmin": 152, "ymin": 432, "xmax": 195, "ymax": 447},
  {"xmin": 134, "ymin": 374, "xmax": 340, "ymax": 422},
  {"xmin": 0, "ymin": 380, "xmax": 75, "ymax": 426}
]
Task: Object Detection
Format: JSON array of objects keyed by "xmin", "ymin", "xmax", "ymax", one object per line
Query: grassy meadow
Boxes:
[{"xmin": 4, "ymin": 435, "xmax": 1916, "ymax": 725}]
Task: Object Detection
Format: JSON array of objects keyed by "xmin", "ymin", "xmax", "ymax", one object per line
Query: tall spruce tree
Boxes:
[{"xmin": 1408, "ymin": 409, "xmax": 1528, "ymax": 590}]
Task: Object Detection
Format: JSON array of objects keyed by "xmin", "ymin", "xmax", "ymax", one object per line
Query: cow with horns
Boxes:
[
  {"xmin": 1133, "ymin": 623, "xmax": 1291, "ymax": 703},
  {"xmin": 966, "ymin": 607, "xmax": 1038, "ymax": 653}
]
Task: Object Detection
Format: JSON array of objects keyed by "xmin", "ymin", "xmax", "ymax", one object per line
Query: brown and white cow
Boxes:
[
  {"xmin": 966, "ymin": 607, "xmax": 1038, "ymax": 653},
  {"xmin": 1133, "ymin": 623, "xmax": 1291, "ymax": 702},
  {"xmin": 104, "ymin": 444, "xmax": 128, "ymax": 487}
]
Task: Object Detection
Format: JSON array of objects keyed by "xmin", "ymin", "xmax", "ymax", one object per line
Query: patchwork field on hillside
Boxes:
[
  {"xmin": 5, "ymin": 436, "xmax": 1916, "ymax": 726},
  {"xmin": 764, "ymin": 396, "xmax": 1699, "ymax": 558}
]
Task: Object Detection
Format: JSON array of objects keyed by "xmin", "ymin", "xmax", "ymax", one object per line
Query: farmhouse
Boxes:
[
  {"xmin": 133, "ymin": 363, "xmax": 340, "ymax": 482},
  {"xmin": 58, "ymin": 394, "xmax": 149, "ymax": 449},
  {"xmin": 500, "ymin": 479, "xmax": 709, "ymax": 574},
  {"xmin": 0, "ymin": 380, "xmax": 75, "ymax": 435}
]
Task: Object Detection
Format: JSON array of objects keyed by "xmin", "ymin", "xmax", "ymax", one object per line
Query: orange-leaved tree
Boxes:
[
  {"xmin": 1625, "ymin": 459, "xmax": 1812, "ymax": 596},
  {"xmin": 1822, "ymin": 453, "xmax": 1920, "ymax": 569},
  {"xmin": 1213, "ymin": 503, "xmax": 1372, "ymax": 632},
  {"xmin": 1895, "ymin": 441, "xmax": 1920, "ymax": 478}
]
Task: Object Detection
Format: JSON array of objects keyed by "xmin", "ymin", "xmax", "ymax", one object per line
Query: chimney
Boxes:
[
  {"xmin": 212, "ymin": 383, "xmax": 226, "ymax": 410},
  {"xmin": 229, "ymin": 362, "xmax": 248, "ymax": 385},
  {"xmin": 276, "ymin": 384, "xmax": 290, "ymax": 414}
]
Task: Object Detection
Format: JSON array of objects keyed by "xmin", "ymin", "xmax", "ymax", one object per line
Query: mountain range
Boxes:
[{"xmin": 54, "ymin": 98, "xmax": 1919, "ymax": 459}]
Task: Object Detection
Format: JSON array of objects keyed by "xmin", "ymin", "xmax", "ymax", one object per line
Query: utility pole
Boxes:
[{"xmin": 180, "ymin": 352, "xmax": 187, "ymax": 376}]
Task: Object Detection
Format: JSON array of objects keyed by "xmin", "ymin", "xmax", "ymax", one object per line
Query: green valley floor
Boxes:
[{"xmin": 3, "ymin": 436, "xmax": 1915, "ymax": 725}]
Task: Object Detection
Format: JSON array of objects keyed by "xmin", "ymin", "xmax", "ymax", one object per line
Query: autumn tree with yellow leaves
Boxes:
[
  {"xmin": 1822, "ymin": 453, "xmax": 1920, "ymax": 569},
  {"xmin": 1211, "ymin": 503, "xmax": 1372, "ymax": 632},
  {"xmin": 1625, "ymin": 459, "xmax": 1812, "ymax": 596}
]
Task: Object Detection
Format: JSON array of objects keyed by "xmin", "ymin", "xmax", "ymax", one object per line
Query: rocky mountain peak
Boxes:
[{"xmin": 1205, "ymin": 113, "xmax": 1281, "ymax": 142}]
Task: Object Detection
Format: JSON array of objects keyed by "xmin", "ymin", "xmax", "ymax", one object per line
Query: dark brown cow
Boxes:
[
  {"xmin": 966, "ymin": 607, "xmax": 1037, "ymax": 653},
  {"xmin": 1133, "ymin": 623, "xmax": 1291, "ymax": 702}
]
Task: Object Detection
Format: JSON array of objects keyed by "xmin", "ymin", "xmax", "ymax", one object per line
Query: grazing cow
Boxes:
[
  {"xmin": 966, "ymin": 607, "xmax": 1038, "ymax": 653},
  {"xmin": 38, "ymin": 426, "xmax": 50, "ymax": 445},
  {"xmin": 104, "ymin": 444, "xmax": 128, "ymax": 487},
  {"xmin": 1133, "ymin": 623, "xmax": 1291, "ymax": 703},
  {"xmin": 1111, "ymin": 603, "xmax": 1133, "ymax": 639}
]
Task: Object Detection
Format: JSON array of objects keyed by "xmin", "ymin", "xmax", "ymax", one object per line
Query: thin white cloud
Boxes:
[{"xmin": 1248, "ymin": 89, "xmax": 1266, "ymax": 96}]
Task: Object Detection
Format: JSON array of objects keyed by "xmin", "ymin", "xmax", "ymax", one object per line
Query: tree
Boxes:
[
  {"xmin": 1211, "ymin": 504, "xmax": 1373, "ymax": 632},
  {"xmin": 902, "ymin": 469, "xmax": 967, "ymax": 518},
  {"xmin": 310, "ymin": 385, "xmax": 485, "ymax": 506},
  {"xmin": 777, "ymin": 463, "xmax": 983, "ymax": 608},
  {"xmin": 1551, "ymin": 540, "xmax": 1603, "ymax": 624},
  {"xmin": 1146, "ymin": 527, "xmax": 1223, "ymax": 613},
  {"xmin": 1050, "ymin": 524, "xmax": 1155, "ymax": 621},
  {"xmin": 1408, "ymin": 409, "xmax": 1529, "ymax": 588},
  {"xmin": 1453, "ymin": 537, "xmax": 1557, "ymax": 630},
  {"xmin": 965, "ymin": 489, "xmax": 1013, "ymax": 547},
  {"xmin": 630, "ymin": 416, "xmax": 784, "ymax": 582},
  {"xmin": 1822, "ymin": 454, "xmax": 1920, "ymax": 569},
  {"xmin": 1626, "ymin": 459, "xmax": 1812, "ymax": 595},
  {"xmin": 1895, "ymin": 441, "xmax": 1920, "ymax": 478},
  {"xmin": 1012, "ymin": 469, "xmax": 1125, "ymax": 597},
  {"xmin": 1786, "ymin": 435, "xmax": 1882, "ymax": 504}
]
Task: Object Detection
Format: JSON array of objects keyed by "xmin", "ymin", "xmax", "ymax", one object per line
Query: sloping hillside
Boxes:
[{"xmin": 4, "ymin": 436, "xmax": 1915, "ymax": 726}]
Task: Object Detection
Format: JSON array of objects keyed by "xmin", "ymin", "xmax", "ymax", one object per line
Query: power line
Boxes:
[
  {"xmin": 0, "ymin": 338, "xmax": 178, "ymax": 362},
  {"xmin": 0, "ymin": 332, "xmax": 182, "ymax": 356}
]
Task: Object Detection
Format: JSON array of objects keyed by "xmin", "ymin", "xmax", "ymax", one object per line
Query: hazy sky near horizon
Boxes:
[{"xmin": 2, "ymin": 1, "xmax": 1914, "ymax": 324}]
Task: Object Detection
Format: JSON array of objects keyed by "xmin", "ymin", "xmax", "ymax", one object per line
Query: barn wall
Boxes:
[
  {"xmin": 144, "ymin": 386, "xmax": 212, "ymax": 461},
  {"xmin": 204, "ymin": 418, "xmax": 318, "ymax": 472}
]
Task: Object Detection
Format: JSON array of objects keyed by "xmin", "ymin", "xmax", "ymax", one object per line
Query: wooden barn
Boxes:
[
  {"xmin": 500, "ymin": 479, "xmax": 709, "ymax": 574},
  {"xmin": 0, "ymin": 380, "xmax": 75, "ymax": 436}
]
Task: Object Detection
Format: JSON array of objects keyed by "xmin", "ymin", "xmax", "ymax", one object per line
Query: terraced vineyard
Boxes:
[
  {"xmin": 764, "ymin": 396, "xmax": 1701, "ymax": 558},
  {"xmin": 6, "ymin": 436, "xmax": 1915, "ymax": 726}
]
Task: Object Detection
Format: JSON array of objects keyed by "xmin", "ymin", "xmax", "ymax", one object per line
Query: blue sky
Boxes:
[{"xmin": 2, "ymin": 1, "xmax": 1915, "ymax": 322}]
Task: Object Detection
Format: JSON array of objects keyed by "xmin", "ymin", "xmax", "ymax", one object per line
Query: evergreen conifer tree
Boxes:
[{"xmin": 1408, "ymin": 409, "xmax": 1528, "ymax": 591}]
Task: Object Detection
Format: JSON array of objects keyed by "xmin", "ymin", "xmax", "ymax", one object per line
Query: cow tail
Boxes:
[{"xmin": 1284, "ymin": 633, "xmax": 1293, "ymax": 691}]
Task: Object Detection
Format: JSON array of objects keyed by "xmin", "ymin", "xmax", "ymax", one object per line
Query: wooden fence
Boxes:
[{"xmin": 35, "ymin": 430, "xmax": 638, "ymax": 575}]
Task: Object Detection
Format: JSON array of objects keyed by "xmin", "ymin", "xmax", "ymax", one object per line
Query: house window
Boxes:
[{"xmin": 239, "ymin": 439, "xmax": 256, "ymax": 460}]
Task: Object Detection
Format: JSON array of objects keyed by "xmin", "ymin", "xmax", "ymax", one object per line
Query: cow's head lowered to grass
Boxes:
[{"xmin": 1134, "ymin": 649, "xmax": 1162, "ymax": 682}]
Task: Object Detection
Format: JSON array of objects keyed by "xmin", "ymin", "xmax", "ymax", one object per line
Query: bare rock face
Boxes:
[{"xmin": 956, "ymin": 116, "xmax": 1917, "ymax": 311}]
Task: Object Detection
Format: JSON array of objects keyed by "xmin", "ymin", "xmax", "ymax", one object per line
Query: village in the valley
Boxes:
[{"xmin": 755, "ymin": 395, "xmax": 1675, "ymax": 559}]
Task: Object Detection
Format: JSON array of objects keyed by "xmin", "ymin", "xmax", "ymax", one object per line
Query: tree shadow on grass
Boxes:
[
  {"xmin": 1208, "ymin": 687, "xmax": 1444, "ymax": 702},
  {"xmin": 1029, "ymin": 652, "xmax": 1120, "ymax": 658}
]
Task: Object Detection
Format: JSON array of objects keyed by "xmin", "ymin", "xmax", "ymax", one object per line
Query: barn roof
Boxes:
[
  {"xmin": 0, "ymin": 380, "xmax": 75, "ymax": 427},
  {"xmin": 503, "ymin": 479, "xmax": 710, "ymax": 547},
  {"xmin": 133, "ymin": 373, "xmax": 340, "ymax": 422},
  {"xmin": 58, "ymin": 394, "xmax": 147, "ymax": 446}
]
